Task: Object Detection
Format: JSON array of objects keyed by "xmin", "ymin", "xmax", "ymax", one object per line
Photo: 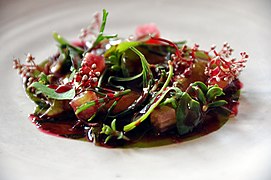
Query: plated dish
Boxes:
[
  {"xmin": 2, "ymin": 0, "xmax": 271, "ymax": 180},
  {"xmin": 13, "ymin": 10, "xmax": 248, "ymax": 147}
]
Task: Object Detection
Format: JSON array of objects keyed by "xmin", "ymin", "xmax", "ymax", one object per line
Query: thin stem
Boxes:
[{"xmin": 123, "ymin": 61, "xmax": 175, "ymax": 132}]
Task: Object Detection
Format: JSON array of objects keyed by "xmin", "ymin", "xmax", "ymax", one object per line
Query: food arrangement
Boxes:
[{"xmin": 13, "ymin": 10, "xmax": 248, "ymax": 147}]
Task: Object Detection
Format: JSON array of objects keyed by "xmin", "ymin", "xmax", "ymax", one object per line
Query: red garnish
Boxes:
[
  {"xmin": 55, "ymin": 84, "xmax": 73, "ymax": 93},
  {"xmin": 151, "ymin": 37, "xmax": 198, "ymax": 78},
  {"xmin": 75, "ymin": 53, "xmax": 105, "ymax": 90},
  {"xmin": 71, "ymin": 40, "xmax": 86, "ymax": 49},
  {"xmin": 13, "ymin": 53, "xmax": 43, "ymax": 78},
  {"xmin": 205, "ymin": 42, "xmax": 248, "ymax": 88},
  {"xmin": 135, "ymin": 23, "xmax": 161, "ymax": 44},
  {"xmin": 135, "ymin": 23, "xmax": 160, "ymax": 39}
]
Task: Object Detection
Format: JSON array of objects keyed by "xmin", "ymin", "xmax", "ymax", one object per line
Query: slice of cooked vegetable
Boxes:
[
  {"xmin": 70, "ymin": 91, "xmax": 99, "ymax": 121},
  {"xmin": 150, "ymin": 105, "xmax": 176, "ymax": 133}
]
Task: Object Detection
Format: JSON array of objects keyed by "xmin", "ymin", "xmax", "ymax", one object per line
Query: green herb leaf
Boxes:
[
  {"xmin": 30, "ymin": 82, "xmax": 75, "ymax": 100},
  {"xmin": 100, "ymin": 119, "xmax": 130, "ymax": 143},
  {"xmin": 38, "ymin": 72, "xmax": 49, "ymax": 84},
  {"xmin": 85, "ymin": 9, "xmax": 118, "ymax": 54},
  {"xmin": 25, "ymin": 87, "xmax": 49, "ymax": 109},
  {"xmin": 129, "ymin": 46, "xmax": 153, "ymax": 89},
  {"xmin": 176, "ymin": 92, "xmax": 201, "ymax": 135},
  {"xmin": 53, "ymin": 32, "xmax": 84, "ymax": 54},
  {"xmin": 123, "ymin": 61, "xmax": 177, "ymax": 132},
  {"xmin": 191, "ymin": 81, "xmax": 208, "ymax": 94},
  {"xmin": 173, "ymin": 40, "xmax": 187, "ymax": 48},
  {"xmin": 206, "ymin": 85, "xmax": 225, "ymax": 102},
  {"xmin": 189, "ymin": 86, "xmax": 207, "ymax": 104},
  {"xmin": 111, "ymin": 118, "xmax": 117, "ymax": 131},
  {"xmin": 208, "ymin": 100, "xmax": 228, "ymax": 108},
  {"xmin": 116, "ymin": 41, "xmax": 142, "ymax": 53}
]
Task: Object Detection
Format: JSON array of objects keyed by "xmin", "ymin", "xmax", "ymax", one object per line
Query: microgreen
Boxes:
[
  {"xmin": 175, "ymin": 82, "xmax": 228, "ymax": 135},
  {"xmin": 100, "ymin": 119, "xmax": 130, "ymax": 143},
  {"xmin": 186, "ymin": 82, "xmax": 227, "ymax": 112},
  {"xmin": 129, "ymin": 46, "xmax": 153, "ymax": 89},
  {"xmin": 13, "ymin": 9, "xmax": 248, "ymax": 147},
  {"xmin": 176, "ymin": 92, "xmax": 201, "ymax": 135},
  {"xmin": 85, "ymin": 9, "xmax": 118, "ymax": 54},
  {"xmin": 30, "ymin": 82, "xmax": 75, "ymax": 100},
  {"xmin": 105, "ymin": 41, "xmax": 142, "ymax": 73},
  {"xmin": 123, "ymin": 60, "xmax": 176, "ymax": 132}
]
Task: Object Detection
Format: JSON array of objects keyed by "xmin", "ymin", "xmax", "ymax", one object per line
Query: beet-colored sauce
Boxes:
[
  {"xmin": 29, "ymin": 114, "xmax": 86, "ymax": 139},
  {"xmin": 223, "ymin": 79, "xmax": 243, "ymax": 116},
  {"xmin": 27, "ymin": 79, "xmax": 242, "ymax": 148}
]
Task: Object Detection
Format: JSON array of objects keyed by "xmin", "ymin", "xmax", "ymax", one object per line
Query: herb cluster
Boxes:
[{"xmin": 13, "ymin": 9, "xmax": 247, "ymax": 147}]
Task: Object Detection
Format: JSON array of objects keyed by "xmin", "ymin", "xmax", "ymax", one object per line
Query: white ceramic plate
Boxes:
[{"xmin": 1, "ymin": 0, "xmax": 271, "ymax": 180}]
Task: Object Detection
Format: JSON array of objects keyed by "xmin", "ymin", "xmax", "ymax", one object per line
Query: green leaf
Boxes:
[
  {"xmin": 206, "ymin": 86, "xmax": 224, "ymax": 102},
  {"xmin": 38, "ymin": 72, "xmax": 49, "ymax": 84},
  {"xmin": 68, "ymin": 69, "xmax": 76, "ymax": 82},
  {"xmin": 189, "ymin": 85, "xmax": 206, "ymax": 104},
  {"xmin": 85, "ymin": 9, "xmax": 117, "ymax": 53},
  {"xmin": 129, "ymin": 46, "xmax": 153, "ymax": 88},
  {"xmin": 42, "ymin": 100, "xmax": 65, "ymax": 116},
  {"xmin": 173, "ymin": 40, "xmax": 187, "ymax": 48},
  {"xmin": 25, "ymin": 87, "xmax": 49, "ymax": 109},
  {"xmin": 192, "ymin": 81, "xmax": 208, "ymax": 94},
  {"xmin": 53, "ymin": 32, "xmax": 84, "ymax": 54},
  {"xmin": 116, "ymin": 41, "xmax": 142, "ymax": 53},
  {"xmin": 104, "ymin": 135, "xmax": 112, "ymax": 143},
  {"xmin": 195, "ymin": 50, "xmax": 210, "ymax": 60},
  {"xmin": 30, "ymin": 82, "xmax": 75, "ymax": 100},
  {"xmin": 197, "ymin": 88, "xmax": 207, "ymax": 104},
  {"xmin": 75, "ymin": 101, "xmax": 98, "ymax": 115},
  {"xmin": 108, "ymin": 71, "xmax": 143, "ymax": 83},
  {"xmin": 67, "ymin": 46, "xmax": 82, "ymax": 70},
  {"xmin": 208, "ymin": 100, "xmax": 228, "ymax": 108},
  {"xmin": 100, "ymin": 119, "xmax": 130, "ymax": 143},
  {"xmin": 111, "ymin": 119, "xmax": 117, "ymax": 131},
  {"xmin": 176, "ymin": 92, "xmax": 201, "ymax": 135}
]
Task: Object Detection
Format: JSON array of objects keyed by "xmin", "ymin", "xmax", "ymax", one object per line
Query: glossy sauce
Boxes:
[{"xmin": 28, "ymin": 79, "xmax": 241, "ymax": 148}]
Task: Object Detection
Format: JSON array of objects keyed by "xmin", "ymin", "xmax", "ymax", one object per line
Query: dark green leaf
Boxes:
[
  {"xmin": 206, "ymin": 86, "xmax": 224, "ymax": 102},
  {"xmin": 25, "ymin": 87, "xmax": 48, "ymax": 109},
  {"xmin": 192, "ymin": 81, "xmax": 208, "ymax": 94},
  {"xmin": 208, "ymin": 100, "xmax": 228, "ymax": 108},
  {"xmin": 67, "ymin": 46, "xmax": 82, "ymax": 70},
  {"xmin": 189, "ymin": 86, "xmax": 206, "ymax": 104},
  {"xmin": 30, "ymin": 82, "xmax": 75, "ymax": 100},
  {"xmin": 176, "ymin": 92, "xmax": 201, "ymax": 135}
]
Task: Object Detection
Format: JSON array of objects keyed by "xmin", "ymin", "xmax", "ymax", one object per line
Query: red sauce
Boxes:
[
  {"xmin": 27, "ymin": 79, "xmax": 241, "ymax": 147},
  {"xmin": 29, "ymin": 114, "xmax": 86, "ymax": 139}
]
